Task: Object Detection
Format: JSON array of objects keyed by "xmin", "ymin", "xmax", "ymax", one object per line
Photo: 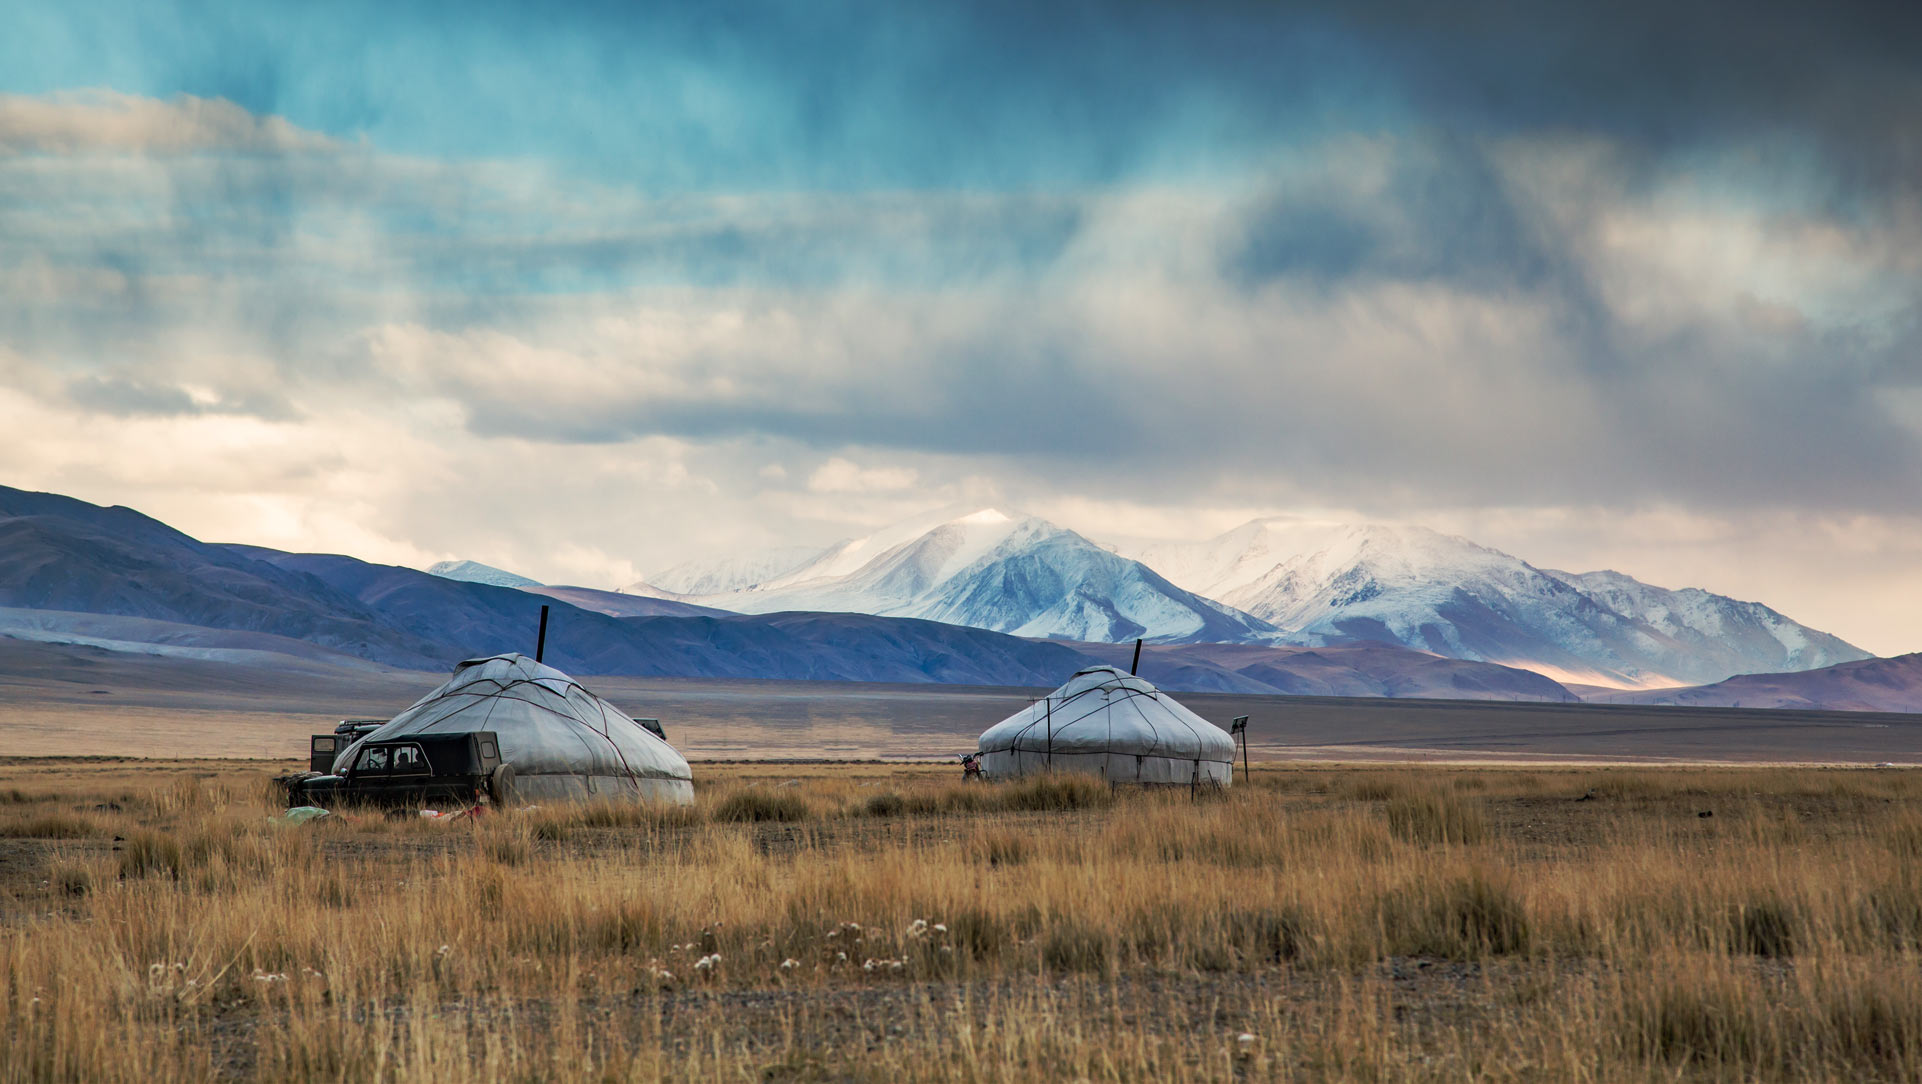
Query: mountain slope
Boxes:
[
  {"xmin": 0, "ymin": 486, "xmax": 449, "ymax": 668},
  {"xmin": 644, "ymin": 546, "xmax": 827, "ymax": 596},
  {"xmin": 222, "ymin": 545, "xmax": 1106, "ymax": 685},
  {"xmin": 1129, "ymin": 519, "xmax": 1866, "ymax": 688},
  {"xmin": 1598, "ymin": 653, "xmax": 1922, "ymax": 712},
  {"xmin": 1544, "ymin": 569, "xmax": 1868, "ymax": 679},
  {"xmin": 427, "ymin": 559, "xmax": 542, "ymax": 588},
  {"xmin": 1063, "ymin": 640, "xmax": 1577, "ymax": 701},
  {"xmin": 0, "ymin": 606, "xmax": 397, "ymax": 668},
  {"xmin": 520, "ymin": 583, "xmax": 732, "ymax": 619},
  {"xmin": 694, "ymin": 509, "xmax": 1281, "ymax": 644},
  {"xmin": 0, "ymin": 485, "xmax": 1541, "ymax": 694}
]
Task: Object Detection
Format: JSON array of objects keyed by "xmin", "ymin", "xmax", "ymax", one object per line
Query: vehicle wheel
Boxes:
[{"xmin": 487, "ymin": 763, "xmax": 517, "ymax": 807}]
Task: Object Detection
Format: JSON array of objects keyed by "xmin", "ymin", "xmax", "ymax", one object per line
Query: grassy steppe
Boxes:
[{"xmin": 4, "ymin": 759, "xmax": 1922, "ymax": 1081}]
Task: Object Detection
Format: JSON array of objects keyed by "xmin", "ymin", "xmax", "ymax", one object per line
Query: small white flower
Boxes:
[
  {"xmin": 435, "ymin": 944, "xmax": 452, "ymax": 959},
  {"xmin": 835, "ymin": 951, "xmax": 848, "ymax": 964},
  {"xmin": 906, "ymin": 919, "xmax": 929, "ymax": 939},
  {"xmin": 932, "ymin": 923, "xmax": 948, "ymax": 934},
  {"xmin": 888, "ymin": 960, "xmax": 904, "ymax": 973},
  {"xmin": 780, "ymin": 958, "xmax": 800, "ymax": 971},
  {"xmin": 251, "ymin": 970, "xmax": 288, "ymax": 984}
]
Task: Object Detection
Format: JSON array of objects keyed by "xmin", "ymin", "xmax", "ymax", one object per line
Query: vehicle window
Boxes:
[
  {"xmin": 479, "ymin": 739, "xmax": 498, "ymax": 761},
  {"xmin": 358, "ymin": 746, "xmax": 389, "ymax": 774},
  {"xmin": 390, "ymin": 744, "xmax": 428, "ymax": 775}
]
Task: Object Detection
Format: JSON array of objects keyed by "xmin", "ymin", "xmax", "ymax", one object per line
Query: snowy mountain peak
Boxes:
[
  {"xmin": 639, "ymin": 509, "xmax": 1868, "ymax": 689},
  {"xmin": 955, "ymin": 508, "xmax": 1014, "ymax": 526},
  {"xmin": 678, "ymin": 508, "xmax": 1278, "ymax": 645},
  {"xmin": 1138, "ymin": 518, "xmax": 1506, "ymax": 603},
  {"xmin": 1124, "ymin": 517, "xmax": 1866, "ymax": 688},
  {"xmin": 1542, "ymin": 568, "xmax": 1862, "ymax": 677},
  {"xmin": 754, "ymin": 507, "xmax": 1033, "ymax": 591}
]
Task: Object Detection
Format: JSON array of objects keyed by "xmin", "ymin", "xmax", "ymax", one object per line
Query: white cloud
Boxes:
[
  {"xmin": 806, "ymin": 457, "xmax": 920, "ymax": 494},
  {"xmin": 0, "ymin": 89, "xmax": 339, "ymax": 155},
  {"xmin": 2, "ymin": 91, "xmax": 1919, "ymax": 655}
]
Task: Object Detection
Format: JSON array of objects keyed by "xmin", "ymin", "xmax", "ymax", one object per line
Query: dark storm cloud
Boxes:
[
  {"xmin": 1227, "ymin": 136, "xmax": 1559, "ymax": 292},
  {"xmin": 11, "ymin": 0, "xmax": 1911, "ymax": 196},
  {"xmin": 1340, "ymin": 0, "xmax": 1922, "ymax": 179}
]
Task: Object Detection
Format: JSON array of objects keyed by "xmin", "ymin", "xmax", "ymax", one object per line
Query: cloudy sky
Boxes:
[{"xmin": 2, "ymin": 0, "xmax": 1919, "ymax": 654}]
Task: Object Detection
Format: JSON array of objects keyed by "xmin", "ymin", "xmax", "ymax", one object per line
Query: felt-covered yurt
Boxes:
[
  {"xmin": 336, "ymin": 653, "xmax": 693, "ymax": 803},
  {"xmin": 975, "ymin": 665, "xmax": 1234, "ymax": 786}
]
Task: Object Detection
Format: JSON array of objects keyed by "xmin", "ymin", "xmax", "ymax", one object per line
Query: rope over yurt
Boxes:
[
  {"xmin": 336, "ymin": 653, "xmax": 693, "ymax": 804},
  {"xmin": 975, "ymin": 665, "xmax": 1234, "ymax": 787}
]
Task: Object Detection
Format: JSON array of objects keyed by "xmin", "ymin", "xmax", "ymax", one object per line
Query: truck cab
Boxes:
[{"xmin": 285, "ymin": 731, "xmax": 509, "ymax": 810}]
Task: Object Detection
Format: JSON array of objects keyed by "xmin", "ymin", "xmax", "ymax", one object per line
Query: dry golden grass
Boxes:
[{"xmin": 3, "ymin": 760, "xmax": 1922, "ymax": 1080}]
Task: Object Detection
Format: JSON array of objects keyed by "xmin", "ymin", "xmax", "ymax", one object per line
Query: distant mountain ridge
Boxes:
[
  {"xmin": 1597, "ymin": 653, "xmax": 1922, "ymax": 712},
  {"xmin": 0, "ymin": 484, "xmax": 1893, "ymax": 709},
  {"xmin": 1126, "ymin": 518, "xmax": 1867, "ymax": 688},
  {"xmin": 662, "ymin": 509, "xmax": 1866, "ymax": 688},
  {"xmin": 0, "ymin": 487, "xmax": 450, "ymax": 668},
  {"xmin": 1543, "ymin": 568, "xmax": 1860, "ymax": 680},
  {"xmin": 682, "ymin": 509, "xmax": 1283, "ymax": 645}
]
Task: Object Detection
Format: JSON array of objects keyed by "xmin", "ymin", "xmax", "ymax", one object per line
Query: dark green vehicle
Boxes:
[
  {"xmin": 307, "ymin": 719, "xmax": 385, "ymax": 773},
  {"xmin": 282, "ymin": 730, "xmax": 513, "ymax": 811}
]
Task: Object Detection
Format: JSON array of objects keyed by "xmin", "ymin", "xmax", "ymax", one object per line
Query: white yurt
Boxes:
[
  {"xmin": 338, "ymin": 653, "xmax": 693, "ymax": 803},
  {"xmin": 976, "ymin": 665, "xmax": 1235, "ymax": 787}
]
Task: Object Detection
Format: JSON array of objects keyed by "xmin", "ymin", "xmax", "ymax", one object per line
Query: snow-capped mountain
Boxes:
[
  {"xmin": 686, "ymin": 508, "xmax": 1281, "ymax": 644},
  {"xmin": 1543, "ymin": 569, "xmax": 1866, "ymax": 680},
  {"xmin": 426, "ymin": 559, "xmax": 541, "ymax": 589},
  {"xmin": 643, "ymin": 546, "xmax": 827, "ymax": 597},
  {"xmin": 1128, "ymin": 519, "xmax": 1867, "ymax": 688}
]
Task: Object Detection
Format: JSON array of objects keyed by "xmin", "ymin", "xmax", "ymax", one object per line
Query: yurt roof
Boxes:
[
  {"xmin": 340, "ymin": 653, "xmax": 690, "ymax": 784},
  {"xmin": 977, "ymin": 665, "xmax": 1234, "ymax": 761}
]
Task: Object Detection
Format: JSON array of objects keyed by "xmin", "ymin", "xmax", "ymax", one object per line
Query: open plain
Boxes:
[
  {"xmin": 7, "ymin": 757, "xmax": 1922, "ymax": 1081},
  {"xmin": 9, "ymin": 643, "xmax": 1922, "ymax": 1081},
  {"xmin": 5, "ymin": 638, "xmax": 1922, "ymax": 764}
]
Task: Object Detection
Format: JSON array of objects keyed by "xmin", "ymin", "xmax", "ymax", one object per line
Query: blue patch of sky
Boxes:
[{"xmin": 2, "ymin": 0, "xmax": 1408, "ymax": 191}]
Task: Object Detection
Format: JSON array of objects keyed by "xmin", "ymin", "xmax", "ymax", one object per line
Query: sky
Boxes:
[{"xmin": 1, "ymin": 0, "xmax": 1919, "ymax": 655}]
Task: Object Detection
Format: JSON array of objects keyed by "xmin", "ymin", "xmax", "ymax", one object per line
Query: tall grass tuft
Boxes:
[
  {"xmin": 117, "ymin": 829, "xmax": 184, "ymax": 880},
  {"xmin": 997, "ymin": 772, "xmax": 1112, "ymax": 812},
  {"xmin": 1041, "ymin": 919, "xmax": 1110, "ymax": 973},
  {"xmin": 1727, "ymin": 896, "xmax": 1802, "ymax": 958},
  {"xmin": 1380, "ymin": 870, "xmax": 1530, "ymax": 958},
  {"xmin": 1384, "ymin": 792, "xmax": 1487, "ymax": 846},
  {"xmin": 712, "ymin": 789, "xmax": 812, "ymax": 823}
]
